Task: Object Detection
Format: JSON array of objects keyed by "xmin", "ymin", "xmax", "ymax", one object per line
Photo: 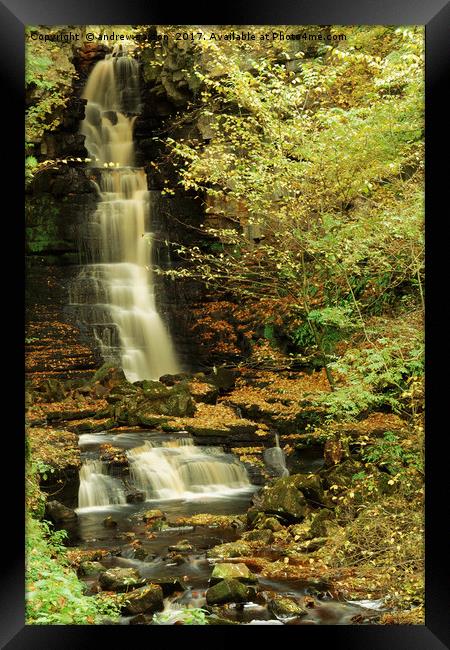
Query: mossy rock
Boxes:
[
  {"xmin": 92, "ymin": 363, "xmax": 127, "ymax": 387},
  {"xmin": 207, "ymin": 540, "xmax": 254, "ymax": 559},
  {"xmin": 268, "ymin": 595, "xmax": 307, "ymax": 619},
  {"xmin": 242, "ymin": 529, "xmax": 274, "ymax": 544},
  {"xmin": 99, "ymin": 568, "xmax": 146, "ymax": 592},
  {"xmin": 254, "ymin": 477, "xmax": 309, "ymax": 522},
  {"xmin": 206, "ymin": 579, "xmax": 251, "ymax": 605},
  {"xmin": 288, "ymin": 473, "xmax": 325, "ymax": 505},
  {"xmin": 79, "ymin": 561, "xmax": 107, "ymax": 577},
  {"xmin": 210, "ymin": 562, "xmax": 257, "ymax": 585},
  {"xmin": 121, "ymin": 584, "xmax": 164, "ymax": 615}
]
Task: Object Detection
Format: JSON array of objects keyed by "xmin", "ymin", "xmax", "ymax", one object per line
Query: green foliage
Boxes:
[
  {"xmin": 25, "ymin": 27, "xmax": 76, "ymax": 148},
  {"xmin": 314, "ymin": 329, "xmax": 424, "ymax": 418},
  {"xmin": 26, "ymin": 517, "xmax": 121, "ymax": 624},
  {"xmin": 160, "ymin": 26, "xmax": 424, "ymax": 377},
  {"xmin": 153, "ymin": 607, "xmax": 209, "ymax": 625},
  {"xmin": 25, "ymin": 459, "xmax": 120, "ymax": 625},
  {"xmin": 362, "ymin": 431, "xmax": 423, "ymax": 475},
  {"xmin": 33, "ymin": 459, "xmax": 55, "ymax": 482}
]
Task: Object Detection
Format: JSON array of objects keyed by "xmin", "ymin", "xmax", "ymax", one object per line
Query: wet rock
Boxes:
[
  {"xmin": 268, "ymin": 595, "xmax": 307, "ymax": 619},
  {"xmin": 147, "ymin": 577, "xmax": 187, "ymax": 596},
  {"xmin": 206, "ymin": 579, "xmax": 251, "ymax": 605},
  {"xmin": 79, "ymin": 561, "xmax": 107, "ymax": 577},
  {"xmin": 288, "ymin": 473, "xmax": 324, "ymax": 505},
  {"xmin": 210, "ymin": 563, "xmax": 257, "ymax": 585},
  {"xmin": 99, "ymin": 567, "xmax": 146, "ymax": 592},
  {"xmin": 129, "ymin": 613, "xmax": 153, "ymax": 625},
  {"xmin": 119, "ymin": 543, "xmax": 147, "ymax": 561},
  {"xmin": 110, "ymin": 380, "xmax": 196, "ymax": 423},
  {"xmin": 103, "ymin": 516, "xmax": 118, "ymax": 528},
  {"xmin": 242, "ymin": 529, "xmax": 274, "ymax": 544},
  {"xmin": 168, "ymin": 539, "xmax": 193, "ymax": 552},
  {"xmin": 121, "ymin": 584, "xmax": 164, "ymax": 615},
  {"xmin": 142, "ymin": 509, "xmax": 166, "ymax": 523},
  {"xmin": 126, "ymin": 490, "xmax": 146, "ymax": 504},
  {"xmin": 45, "ymin": 500, "xmax": 78, "ymax": 526},
  {"xmin": 254, "ymin": 478, "xmax": 309, "ymax": 522},
  {"xmin": 207, "ymin": 614, "xmax": 239, "ymax": 625}
]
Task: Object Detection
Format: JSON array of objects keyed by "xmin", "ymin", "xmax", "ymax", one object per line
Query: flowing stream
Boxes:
[
  {"xmin": 73, "ymin": 430, "xmax": 378, "ymax": 625},
  {"xmin": 71, "ymin": 48, "xmax": 179, "ymax": 382},
  {"xmin": 78, "ymin": 435, "xmax": 251, "ymax": 509}
]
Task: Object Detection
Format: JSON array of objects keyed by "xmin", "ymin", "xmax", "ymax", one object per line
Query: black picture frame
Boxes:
[{"xmin": 3, "ymin": 0, "xmax": 448, "ymax": 647}]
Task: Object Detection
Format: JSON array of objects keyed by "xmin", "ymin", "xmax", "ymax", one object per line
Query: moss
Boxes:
[{"xmin": 25, "ymin": 195, "xmax": 68, "ymax": 254}]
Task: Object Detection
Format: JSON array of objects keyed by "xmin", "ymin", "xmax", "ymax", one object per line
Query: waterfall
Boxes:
[
  {"xmin": 127, "ymin": 438, "xmax": 250, "ymax": 500},
  {"xmin": 72, "ymin": 47, "xmax": 179, "ymax": 382},
  {"xmin": 263, "ymin": 433, "xmax": 289, "ymax": 477},
  {"xmin": 77, "ymin": 437, "xmax": 250, "ymax": 508},
  {"xmin": 78, "ymin": 460, "xmax": 126, "ymax": 508}
]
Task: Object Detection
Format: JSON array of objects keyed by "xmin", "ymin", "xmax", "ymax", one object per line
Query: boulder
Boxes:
[
  {"xmin": 103, "ymin": 516, "xmax": 118, "ymax": 528},
  {"xmin": 158, "ymin": 373, "xmax": 191, "ymax": 386},
  {"xmin": 126, "ymin": 490, "xmax": 146, "ymax": 504},
  {"xmin": 79, "ymin": 561, "xmax": 107, "ymax": 577},
  {"xmin": 45, "ymin": 500, "xmax": 78, "ymax": 526},
  {"xmin": 146, "ymin": 577, "xmax": 187, "ymax": 596},
  {"xmin": 206, "ymin": 579, "xmax": 251, "ymax": 605},
  {"xmin": 110, "ymin": 381, "xmax": 196, "ymax": 424},
  {"xmin": 210, "ymin": 563, "xmax": 257, "ymax": 585},
  {"xmin": 268, "ymin": 596, "xmax": 307, "ymax": 619},
  {"xmin": 119, "ymin": 544, "xmax": 147, "ymax": 561},
  {"xmin": 242, "ymin": 529, "xmax": 274, "ymax": 544},
  {"xmin": 288, "ymin": 473, "xmax": 324, "ymax": 505},
  {"xmin": 167, "ymin": 539, "xmax": 193, "ymax": 553},
  {"xmin": 121, "ymin": 584, "xmax": 164, "ymax": 615},
  {"xmin": 99, "ymin": 567, "xmax": 146, "ymax": 592},
  {"xmin": 254, "ymin": 478, "xmax": 309, "ymax": 522},
  {"xmin": 142, "ymin": 509, "xmax": 166, "ymax": 523},
  {"xmin": 91, "ymin": 363, "xmax": 127, "ymax": 388}
]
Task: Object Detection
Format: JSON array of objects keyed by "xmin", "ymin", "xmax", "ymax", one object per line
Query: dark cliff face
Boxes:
[{"xmin": 25, "ymin": 40, "xmax": 205, "ymax": 380}]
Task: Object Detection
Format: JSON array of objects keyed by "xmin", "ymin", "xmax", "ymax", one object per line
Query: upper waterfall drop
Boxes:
[{"xmin": 75, "ymin": 48, "xmax": 179, "ymax": 382}]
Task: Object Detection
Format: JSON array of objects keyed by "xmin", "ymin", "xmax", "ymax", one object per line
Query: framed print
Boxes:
[{"xmin": 1, "ymin": 0, "xmax": 448, "ymax": 647}]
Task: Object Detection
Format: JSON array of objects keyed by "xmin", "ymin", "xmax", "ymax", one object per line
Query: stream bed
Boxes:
[{"xmin": 70, "ymin": 430, "xmax": 383, "ymax": 625}]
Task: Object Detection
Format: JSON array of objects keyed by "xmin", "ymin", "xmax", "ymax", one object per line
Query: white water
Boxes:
[
  {"xmin": 78, "ymin": 460, "xmax": 126, "ymax": 508},
  {"xmin": 77, "ymin": 436, "xmax": 251, "ymax": 508},
  {"xmin": 127, "ymin": 438, "xmax": 251, "ymax": 500},
  {"xmin": 73, "ymin": 49, "xmax": 179, "ymax": 382},
  {"xmin": 263, "ymin": 433, "xmax": 289, "ymax": 477}
]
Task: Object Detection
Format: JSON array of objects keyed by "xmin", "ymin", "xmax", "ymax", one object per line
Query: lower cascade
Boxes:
[
  {"xmin": 128, "ymin": 439, "xmax": 250, "ymax": 499},
  {"xmin": 78, "ymin": 460, "xmax": 127, "ymax": 508},
  {"xmin": 77, "ymin": 437, "xmax": 250, "ymax": 508}
]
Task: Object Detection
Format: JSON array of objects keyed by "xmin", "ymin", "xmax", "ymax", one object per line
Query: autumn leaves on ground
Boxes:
[
  {"xmin": 25, "ymin": 25, "xmax": 424, "ymax": 625},
  {"xmin": 26, "ymin": 346, "xmax": 424, "ymax": 624}
]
